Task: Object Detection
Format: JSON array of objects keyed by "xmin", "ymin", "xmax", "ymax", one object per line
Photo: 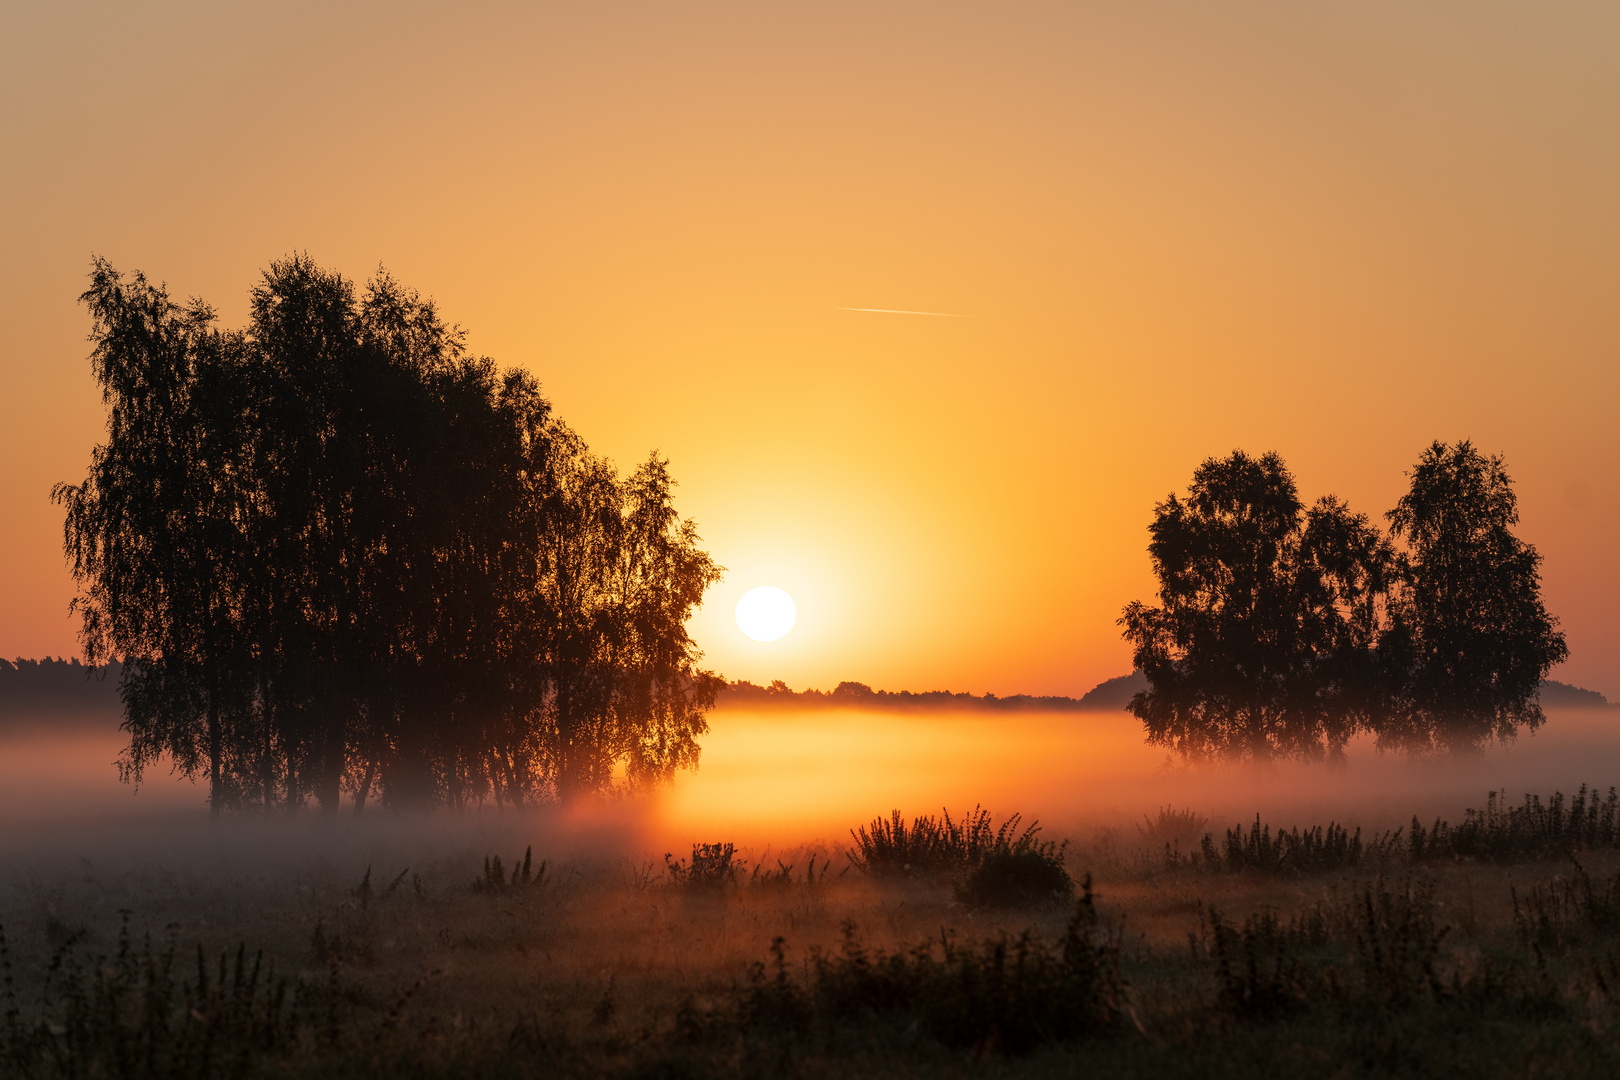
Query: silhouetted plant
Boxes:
[
  {"xmin": 736, "ymin": 879, "xmax": 1123, "ymax": 1054},
  {"xmin": 1200, "ymin": 816, "xmax": 1366, "ymax": 876},
  {"xmin": 1513, "ymin": 859, "xmax": 1620, "ymax": 947},
  {"xmin": 474, "ymin": 846, "xmax": 546, "ymax": 893},
  {"xmin": 1137, "ymin": 804, "xmax": 1210, "ymax": 848},
  {"xmin": 954, "ymin": 816, "xmax": 1072, "ymax": 908},
  {"xmin": 1166, "ymin": 786, "xmax": 1620, "ymax": 879},
  {"xmin": 848, "ymin": 807, "xmax": 1070, "ymax": 906},
  {"xmin": 848, "ymin": 805, "xmax": 1043, "ymax": 878},
  {"xmin": 1196, "ymin": 875, "xmax": 1526, "ymax": 1022},
  {"xmin": 2, "ymin": 912, "xmax": 301, "ymax": 1079},
  {"xmin": 665, "ymin": 843, "xmax": 739, "ymax": 892}
]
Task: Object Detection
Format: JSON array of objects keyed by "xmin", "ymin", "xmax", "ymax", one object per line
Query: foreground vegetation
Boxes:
[{"xmin": 5, "ymin": 794, "xmax": 1620, "ymax": 1078}]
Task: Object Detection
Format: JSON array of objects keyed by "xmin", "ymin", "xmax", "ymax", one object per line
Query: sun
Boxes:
[{"xmin": 735, "ymin": 586, "xmax": 797, "ymax": 642}]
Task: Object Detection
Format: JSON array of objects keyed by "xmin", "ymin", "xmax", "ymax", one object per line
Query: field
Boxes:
[{"xmin": 4, "ymin": 706, "xmax": 1620, "ymax": 1078}]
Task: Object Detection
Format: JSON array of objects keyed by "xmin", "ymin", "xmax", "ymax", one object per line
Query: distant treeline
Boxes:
[
  {"xmin": 3, "ymin": 659, "xmax": 1611, "ymax": 733},
  {"xmin": 49, "ymin": 257, "xmax": 722, "ymax": 815},
  {"xmin": 716, "ymin": 671, "xmax": 1614, "ymax": 715},
  {"xmin": 721, "ymin": 679, "xmax": 1096, "ymax": 713},
  {"xmin": 0, "ymin": 658, "xmax": 122, "ymax": 720}
]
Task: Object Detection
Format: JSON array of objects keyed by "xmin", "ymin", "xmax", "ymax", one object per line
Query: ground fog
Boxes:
[{"xmin": 4, "ymin": 705, "xmax": 1620, "ymax": 1077}]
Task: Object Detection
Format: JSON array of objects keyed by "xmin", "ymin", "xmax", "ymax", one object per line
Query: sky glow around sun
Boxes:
[
  {"xmin": 1, "ymin": 2, "xmax": 1617, "ymax": 698},
  {"xmin": 735, "ymin": 587, "xmax": 797, "ymax": 642}
]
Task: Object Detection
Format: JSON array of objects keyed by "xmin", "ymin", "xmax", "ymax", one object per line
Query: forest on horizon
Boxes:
[{"xmin": 4, "ymin": 656, "xmax": 1613, "ymax": 723}]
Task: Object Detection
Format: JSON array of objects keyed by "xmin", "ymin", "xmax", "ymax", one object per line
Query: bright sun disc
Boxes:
[{"xmin": 735, "ymin": 586, "xmax": 797, "ymax": 642}]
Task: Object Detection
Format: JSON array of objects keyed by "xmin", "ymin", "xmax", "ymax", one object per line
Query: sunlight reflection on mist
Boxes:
[
  {"xmin": 3, "ymin": 708, "xmax": 1619, "ymax": 856},
  {"xmin": 652, "ymin": 706, "xmax": 1620, "ymax": 848}
]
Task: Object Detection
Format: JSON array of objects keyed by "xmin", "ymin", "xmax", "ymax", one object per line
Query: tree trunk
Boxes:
[
  {"xmin": 208, "ymin": 673, "xmax": 222, "ymax": 822},
  {"xmin": 258, "ymin": 656, "xmax": 274, "ymax": 808},
  {"xmin": 316, "ymin": 707, "xmax": 344, "ymax": 816},
  {"xmin": 354, "ymin": 758, "xmax": 377, "ymax": 816}
]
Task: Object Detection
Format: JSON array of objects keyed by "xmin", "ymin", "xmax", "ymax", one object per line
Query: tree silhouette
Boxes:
[
  {"xmin": 537, "ymin": 437, "xmax": 724, "ymax": 801},
  {"xmin": 1118, "ymin": 451, "xmax": 1393, "ymax": 761},
  {"xmin": 1121, "ymin": 444, "xmax": 1566, "ymax": 760},
  {"xmin": 1378, "ymin": 440, "xmax": 1567, "ymax": 752},
  {"xmin": 53, "ymin": 260, "xmax": 256, "ymax": 817},
  {"xmin": 55, "ymin": 255, "xmax": 723, "ymax": 813}
]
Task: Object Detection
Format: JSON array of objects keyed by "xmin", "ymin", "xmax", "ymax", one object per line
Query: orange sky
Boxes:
[{"xmin": 2, "ymin": 1, "xmax": 1616, "ymax": 698}]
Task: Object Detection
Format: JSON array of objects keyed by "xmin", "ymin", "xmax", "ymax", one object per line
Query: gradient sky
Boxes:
[{"xmin": 2, "ymin": 1, "xmax": 1616, "ymax": 698}]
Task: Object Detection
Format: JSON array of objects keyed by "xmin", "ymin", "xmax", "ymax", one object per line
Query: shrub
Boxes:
[
  {"xmin": 1137, "ymin": 804, "xmax": 1210, "ymax": 848},
  {"xmin": 1, "ymin": 913, "xmax": 302, "ymax": 1080},
  {"xmin": 736, "ymin": 877, "xmax": 1124, "ymax": 1054},
  {"xmin": 1182, "ymin": 785, "xmax": 1620, "ymax": 878},
  {"xmin": 665, "ymin": 843, "xmax": 739, "ymax": 892},
  {"xmin": 955, "ymin": 819, "xmax": 1074, "ymax": 909},
  {"xmin": 1191, "ymin": 874, "xmax": 1568, "ymax": 1024},
  {"xmin": 847, "ymin": 806, "xmax": 1072, "ymax": 907},
  {"xmin": 1419, "ymin": 785, "xmax": 1620, "ymax": 863},
  {"xmin": 1512, "ymin": 858, "xmax": 1620, "ymax": 946},
  {"xmin": 846, "ymin": 806, "xmax": 993, "ymax": 877},
  {"xmin": 957, "ymin": 849, "xmax": 1073, "ymax": 909},
  {"xmin": 1199, "ymin": 816, "xmax": 1366, "ymax": 875}
]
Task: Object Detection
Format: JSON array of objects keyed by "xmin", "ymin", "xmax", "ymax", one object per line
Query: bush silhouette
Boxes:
[{"xmin": 956, "ymin": 848, "xmax": 1074, "ymax": 908}]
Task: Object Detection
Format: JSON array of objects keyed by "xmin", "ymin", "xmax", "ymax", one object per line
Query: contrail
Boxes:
[{"xmin": 839, "ymin": 307, "xmax": 968, "ymax": 317}]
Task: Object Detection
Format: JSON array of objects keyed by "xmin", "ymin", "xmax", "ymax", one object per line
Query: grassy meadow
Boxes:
[{"xmin": 4, "ymin": 706, "xmax": 1620, "ymax": 1078}]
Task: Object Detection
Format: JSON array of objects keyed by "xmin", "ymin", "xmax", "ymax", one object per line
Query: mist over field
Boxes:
[
  {"xmin": 6, "ymin": 702, "xmax": 1619, "ymax": 870},
  {"xmin": 664, "ymin": 704, "xmax": 1620, "ymax": 846},
  {"xmin": 6, "ymin": 701, "xmax": 1620, "ymax": 1079}
]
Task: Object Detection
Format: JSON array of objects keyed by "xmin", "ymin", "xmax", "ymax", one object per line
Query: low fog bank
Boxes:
[
  {"xmin": 0, "ymin": 715, "xmax": 651, "ymax": 918},
  {"xmin": 654, "ymin": 705, "xmax": 1620, "ymax": 850},
  {"xmin": 3, "ymin": 706, "xmax": 1619, "ymax": 886}
]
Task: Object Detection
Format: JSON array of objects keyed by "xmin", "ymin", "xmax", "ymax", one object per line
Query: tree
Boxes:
[
  {"xmin": 1378, "ymin": 441, "xmax": 1567, "ymax": 752},
  {"xmin": 53, "ymin": 259, "xmax": 257, "ymax": 817},
  {"xmin": 56, "ymin": 255, "xmax": 724, "ymax": 813},
  {"xmin": 1118, "ymin": 451, "xmax": 1394, "ymax": 761},
  {"xmin": 535, "ymin": 437, "xmax": 724, "ymax": 802}
]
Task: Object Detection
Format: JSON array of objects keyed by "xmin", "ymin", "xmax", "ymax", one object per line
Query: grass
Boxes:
[
  {"xmin": 718, "ymin": 877, "xmax": 1124, "ymax": 1055},
  {"xmin": 847, "ymin": 806, "xmax": 1073, "ymax": 908},
  {"xmin": 1151, "ymin": 784, "xmax": 1620, "ymax": 878},
  {"xmin": 5, "ymin": 789, "xmax": 1620, "ymax": 1077}
]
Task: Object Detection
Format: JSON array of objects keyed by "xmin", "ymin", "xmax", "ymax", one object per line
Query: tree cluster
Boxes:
[
  {"xmin": 54, "ymin": 256, "xmax": 723, "ymax": 814},
  {"xmin": 1120, "ymin": 446, "xmax": 1567, "ymax": 761}
]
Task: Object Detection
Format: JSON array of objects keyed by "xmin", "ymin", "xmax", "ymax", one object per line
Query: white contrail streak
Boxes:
[{"xmin": 839, "ymin": 307, "xmax": 968, "ymax": 317}]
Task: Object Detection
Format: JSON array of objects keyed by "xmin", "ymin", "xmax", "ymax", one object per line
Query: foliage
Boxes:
[
  {"xmin": 1381, "ymin": 439, "xmax": 1569, "ymax": 751},
  {"xmin": 846, "ymin": 806, "xmax": 996, "ymax": 877},
  {"xmin": 730, "ymin": 881, "xmax": 1124, "ymax": 1054},
  {"xmin": 13, "ymin": 818, "xmax": 1620, "ymax": 1079},
  {"xmin": 1118, "ymin": 450, "xmax": 1395, "ymax": 761},
  {"xmin": 664, "ymin": 843, "xmax": 740, "ymax": 892},
  {"xmin": 1121, "ymin": 443, "xmax": 1566, "ymax": 760},
  {"xmin": 0, "ymin": 914, "xmax": 303, "ymax": 1080},
  {"xmin": 1199, "ymin": 876, "xmax": 1455, "ymax": 1018},
  {"xmin": 845, "ymin": 806, "xmax": 1071, "ymax": 907},
  {"xmin": 1196, "ymin": 817, "xmax": 1367, "ymax": 876},
  {"xmin": 53, "ymin": 256, "xmax": 723, "ymax": 813},
  {"xmin": 1408, "ymin": 785, "xmax": 1620, "ymax": 864},
  {"xmin": 955, "ymin": 849, "xmax": 1075, "ymax": 909},
  {"xmin": 1164, "ymin": 786, "xmax": 1620, "ymax": 878},
  {"xmin": 1512, "ymin": 859, "xmax": 1620, "ymax": 946}
]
